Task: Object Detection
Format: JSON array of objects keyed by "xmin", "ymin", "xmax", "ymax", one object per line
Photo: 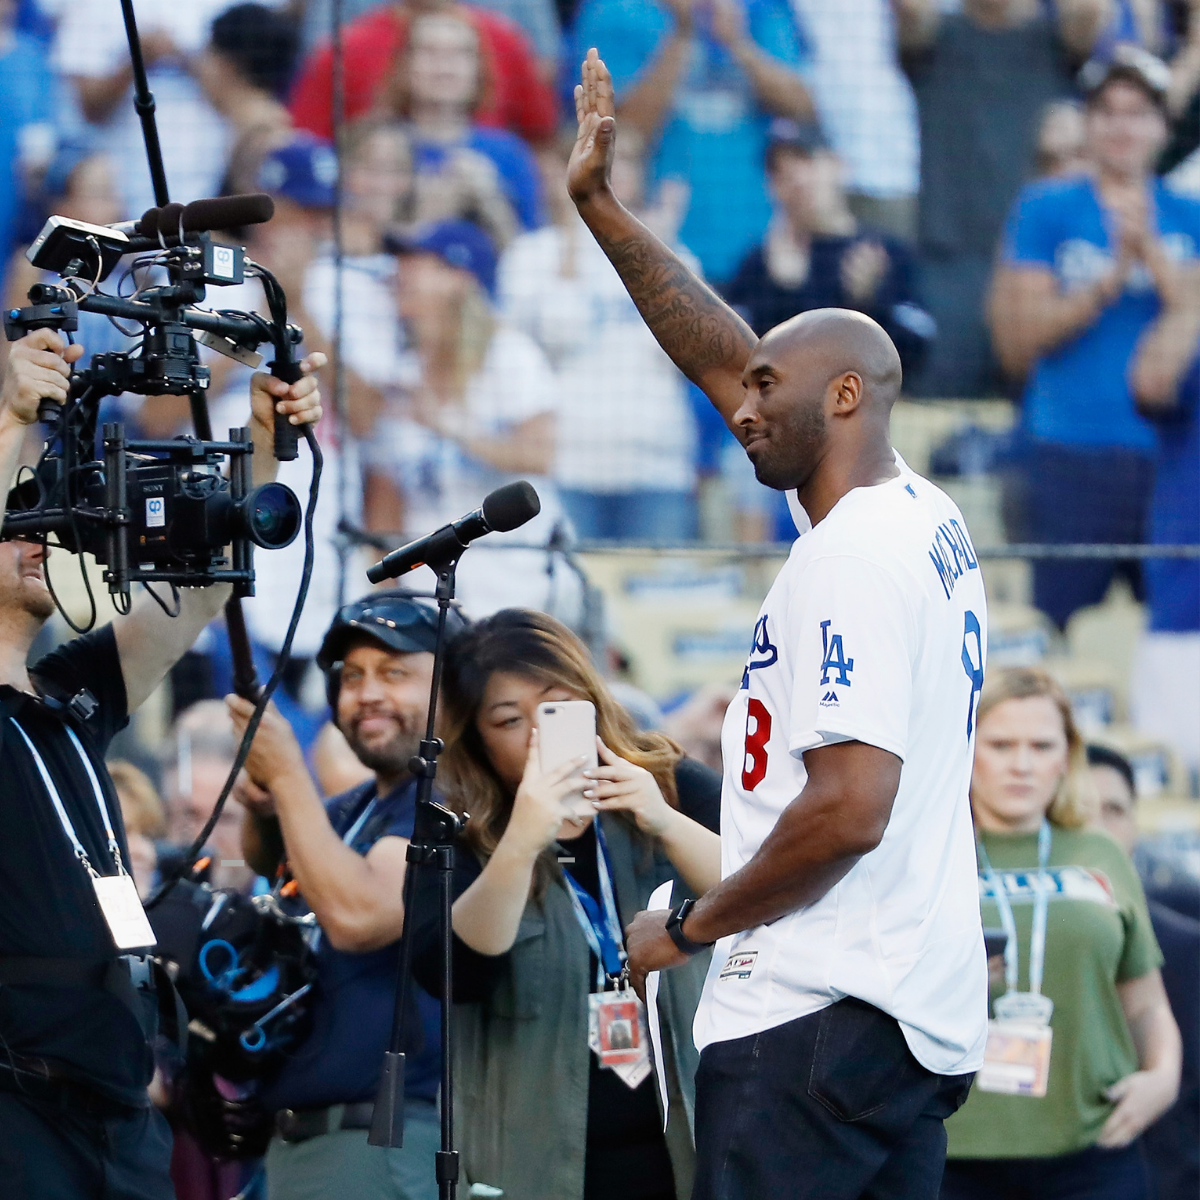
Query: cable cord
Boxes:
[{"xmin": 145, "ymin": 423, "xmax": 323, "ymax": 910}]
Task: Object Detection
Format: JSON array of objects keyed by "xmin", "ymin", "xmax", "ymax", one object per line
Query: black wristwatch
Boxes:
[{"xmin": 665, "ymin": 898, "xmax": 712, "ymax": 956}]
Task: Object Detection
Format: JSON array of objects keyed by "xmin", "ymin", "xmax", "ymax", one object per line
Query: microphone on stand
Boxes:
[
  {"xmin": 131, "ymin": 193, "xmax": 276, "ymax": 239},
  {"xmin": 366, "ymin": 481, "xmax": 541, "ymax": 584}
]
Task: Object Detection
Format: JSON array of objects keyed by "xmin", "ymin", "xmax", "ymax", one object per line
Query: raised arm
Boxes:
[
  {"xmin": 0, "ymin": 330, "xmax": 84, "ymax": 501},
  {"xmin": 112, "ymin": 355, "xmax": 324, "ymax": 712},
  {"xmin": 229, "ymin": 698, "xmax": 410, "ymax": 953},
  {"xmin": 567, "ymin": 49, "xmax": 757, "ymax": 425},
  {"xmin": 1053, "ymin": 0, "xmax": 1110, "ymax": 63}
]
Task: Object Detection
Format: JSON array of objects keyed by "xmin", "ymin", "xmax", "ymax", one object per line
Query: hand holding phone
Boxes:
[{"xmin": 537, "ymin": 700, "xmax": 598, "ymax": 820}]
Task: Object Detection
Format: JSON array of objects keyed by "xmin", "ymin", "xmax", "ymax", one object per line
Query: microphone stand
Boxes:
[{"xmin": 369, "ymin": 546, "xmax": 463, "ymax": 1200}]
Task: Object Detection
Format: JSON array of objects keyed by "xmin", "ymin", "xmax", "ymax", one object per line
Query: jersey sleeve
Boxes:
[
  {"xmin": 1000, "ymin": 184, "xmax": 1060, "ymax": 268},
  {"xmin": 787, "ymin": 554, "xmax": 917, "ymax": 762}
]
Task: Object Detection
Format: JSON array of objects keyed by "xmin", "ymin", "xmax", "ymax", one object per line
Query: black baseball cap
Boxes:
[
  {"xmin": 316, "ymin": 591, "xmax": 468, "ymax": 671},
  {"xmin": 1078, "ymin": 45, "xmax": 1171, "ymax": 112}
]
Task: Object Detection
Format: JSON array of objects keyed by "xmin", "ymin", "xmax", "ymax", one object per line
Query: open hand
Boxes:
[
  {"xmin": 249, "ymin": 351, "xmax": 326, "ymax": 434},
  {"xmin": 584, "ymin": 739, "xmax": 678, "ymax": 838},
  {"xmin": 1, "ymin": 329, "xmax": 84, "ymax": 426},
  {"xmin": 567, "ymin": 49, "xmax": 617, "ymax": 206},
  {"xmin": 1097, "ymin": 1068, "xmax": 1179, "ymax": 1147}
]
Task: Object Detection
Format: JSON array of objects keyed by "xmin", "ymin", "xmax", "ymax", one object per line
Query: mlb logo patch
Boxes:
[{"xmin": 719, "ymin": 950, "xmax": 758, "ymax": 981}]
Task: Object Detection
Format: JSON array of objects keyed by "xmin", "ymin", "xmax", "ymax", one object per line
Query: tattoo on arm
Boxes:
[{"xmin": 595, "ymin": 222, "xmax": 756, "ymax": 393}]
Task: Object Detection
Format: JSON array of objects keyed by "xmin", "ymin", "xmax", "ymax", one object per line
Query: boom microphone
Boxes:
[
  {"xmin": 366, "ymin": 481, "xmax": 541, "ymax": 584},
  {"xmin": 137, "ymin": 193, "xmax": 276, "ymax": 238}
]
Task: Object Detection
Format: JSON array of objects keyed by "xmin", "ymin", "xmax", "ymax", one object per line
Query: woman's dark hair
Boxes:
[
  {"xmin": 1086, "ymin": 743, "xmax": 1137, "ymax": 799},
  {"xmin": 210, "ymin": 4, "xmax": 301, "ymax": 99},
  {"xmin": 440, "ymin": 609, "xmax": 682, "ymax": 889}
]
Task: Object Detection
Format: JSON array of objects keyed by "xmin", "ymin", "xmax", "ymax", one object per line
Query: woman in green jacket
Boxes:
[{"xmin": 411, "ymin": 609, "xmax": 721, "ymax": 1200}]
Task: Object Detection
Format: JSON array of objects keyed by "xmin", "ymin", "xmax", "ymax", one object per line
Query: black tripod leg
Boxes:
[
  {"xmin": 436, "ymin": 844, "xmax": 459, "ymax": 1200},
  {"xmin": 369, "ymin": 848, "xmax": 422, "ymax": 1148}
]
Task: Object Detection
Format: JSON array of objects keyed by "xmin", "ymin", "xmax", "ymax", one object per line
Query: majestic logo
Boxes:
[
  {"xmin": 741, "ymin": 615, "xmax": 778, "ymax": 688},
  {"xmin": 819, "ymin": 620, "xmax": 854, "ymax": 687},
  {"xmin": 820, "ymin": 690, "xmax": 839, "ymax": 705}
]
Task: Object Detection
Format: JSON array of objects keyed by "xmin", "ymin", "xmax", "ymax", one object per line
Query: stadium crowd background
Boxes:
[{"xmin": 0, "ymin": 0, "xmax": 1197, "ymax": 1197}]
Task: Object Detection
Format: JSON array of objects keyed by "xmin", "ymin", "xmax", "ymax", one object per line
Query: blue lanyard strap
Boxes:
[
  {"xmin": 978, "ymin": 821, "xmax": 1052, "ymax": 996},
  {"xmin": 342, "ymin": 795, "xmax": 378, "ymax": 849},
  {"xmin": 562, "ymin": 818, "xmax": 627, "ymax": 988}
]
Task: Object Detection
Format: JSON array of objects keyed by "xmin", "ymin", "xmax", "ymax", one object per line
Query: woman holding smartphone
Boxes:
[{"xmin": 410, "ymin": 608, "xmax": 721, "ymax": 1200}]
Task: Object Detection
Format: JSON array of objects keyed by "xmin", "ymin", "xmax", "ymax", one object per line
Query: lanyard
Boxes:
[
  {"xmin": 342, "ymin": 795, "xmax": 378, "ymax": 849},
  {"xmin": 562, "ymin": 818, "xmax": 626, "ymax": 988},
  {"xmin": 308, "ymin": 793, "xmax": 381, "ymax": 956},
  {"xmin": 978, "ymin": 821, "xmax": 1052, "ymax": 996},
  {"xmin": 10, "ymin": 717, "xmax": 125, "ymax": 879}
]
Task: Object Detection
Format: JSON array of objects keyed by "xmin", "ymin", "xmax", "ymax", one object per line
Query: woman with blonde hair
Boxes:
[
  {"xmin": 941, "ymin": 666, "xmax": 1182, "ymax": 1199},
  {"xmin": 411, "ymin": 608, "xmax": 721, "ymax": 1200}
]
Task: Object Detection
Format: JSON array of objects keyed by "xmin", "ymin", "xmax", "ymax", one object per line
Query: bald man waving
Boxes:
[{"xmin": 568, "ymin": 50, "xmax": 989, "ymax": 1200}]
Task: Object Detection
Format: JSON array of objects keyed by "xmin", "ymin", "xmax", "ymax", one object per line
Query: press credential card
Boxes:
[
  {"xmin": 976, "ymin": 1020, "xmax": 1052, "ymax": 1097},
  {"xmin": 93, "ymin": 874, "xmax": 158, "ymax": 950}
]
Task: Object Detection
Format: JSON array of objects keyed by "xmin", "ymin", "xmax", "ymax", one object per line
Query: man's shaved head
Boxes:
[
  {"xmin": 763, "ymin": 309, "xmax": 902, "ymax": 407},
  {"xmin": 735, "ymin": 308, "xmax": 902, "ymax": 493}
]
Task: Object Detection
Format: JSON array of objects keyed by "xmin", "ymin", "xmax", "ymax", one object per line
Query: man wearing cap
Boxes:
[
  {"xmin": 725, "ymin": 117, "xmax": 933, "ymax": 375},
  {"xmin": 228, "ymin": 592, "xmax": 467, "ymax": 1200},
  {"xmin": 990, "ymin": 46, "xmax": 1200, "ymax": 630}
]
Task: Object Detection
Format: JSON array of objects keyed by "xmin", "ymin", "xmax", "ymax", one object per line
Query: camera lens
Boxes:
[{"xmin": 241, "ymin": 482, "xmax": 301, "ymax": 550}]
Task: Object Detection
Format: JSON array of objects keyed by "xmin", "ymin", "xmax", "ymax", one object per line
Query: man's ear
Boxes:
[{"xmin": 830, "ymin": 371, "xmax": 863, "ymax": 416}]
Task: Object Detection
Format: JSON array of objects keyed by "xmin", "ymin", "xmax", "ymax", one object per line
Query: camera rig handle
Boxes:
[
  {"xmin": 3, "ymin": 287, "xmax": 79, "ymax": 427},
  {"xmin": 268, "ymin": 355, "xmax": 302, "ymax": 463}
]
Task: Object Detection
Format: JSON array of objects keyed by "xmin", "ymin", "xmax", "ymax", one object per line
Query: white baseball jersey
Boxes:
[{"xmin": 693, "ymin": 458, "xmax": 990, "ymax": 1075}]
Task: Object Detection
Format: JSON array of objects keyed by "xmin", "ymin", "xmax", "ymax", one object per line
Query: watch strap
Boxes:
[{"xmin": 665, "ymin": 898, "xmax": 711, "ymax": 956}]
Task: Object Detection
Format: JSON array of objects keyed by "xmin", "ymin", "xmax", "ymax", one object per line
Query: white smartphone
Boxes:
[{"xmin": 537, "ymin": 700, "xmax": 599, "ymax": 820}]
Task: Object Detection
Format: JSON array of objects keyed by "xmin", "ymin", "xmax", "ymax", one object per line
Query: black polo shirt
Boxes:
[{"xmin": 0, "ymin": 626, "xmax": 151, "ymax": 1105}]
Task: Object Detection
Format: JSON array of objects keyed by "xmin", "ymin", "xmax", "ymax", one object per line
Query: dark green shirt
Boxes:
[{"xmin": 946, "ymin": 826, "xmax": 1162, "ymax": 1159}]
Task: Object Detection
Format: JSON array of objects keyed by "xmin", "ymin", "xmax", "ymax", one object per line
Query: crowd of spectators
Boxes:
[
  {"xmin": 0, "ymin": 4, "xmax": 1193, "ymax": 704},
  {"xmin": 0, "ymin": 0, "xmax": 1194, "ymax": 828},
  {"xmin": 0, "ymin": 0, "xmax": 1196, "ymax": 570},
  {"xmin": 0, "ymin": 5, "xmax": 1197, "ymax": 1198}
]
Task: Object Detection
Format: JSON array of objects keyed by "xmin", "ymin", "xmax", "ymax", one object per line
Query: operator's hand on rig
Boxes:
[
  {"xmin": 0, "ymin": 329, "xmax": 83, "ymax": 426},
  {"xmin": 249, "ymin": 350, "xmax": 326, "ymax": 442}
]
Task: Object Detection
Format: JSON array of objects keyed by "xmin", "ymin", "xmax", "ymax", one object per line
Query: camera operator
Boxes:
[
  {"xmin": 228, "ymin": 592, "xmax": 464, "ymax": 1200},
  {"xmin": 0, "ymin": 326, "xmax": 322, "ymax": 1199}
]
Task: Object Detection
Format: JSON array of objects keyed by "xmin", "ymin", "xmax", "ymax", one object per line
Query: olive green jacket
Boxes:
[{"xmin": 453, "ymin": 811, "xmax": 711, "ymax": 1200}]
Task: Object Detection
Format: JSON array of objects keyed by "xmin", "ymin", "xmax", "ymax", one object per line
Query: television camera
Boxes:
[{"xmin": 3, "ymin": 192, "xmax": 307, "ymax": 619}]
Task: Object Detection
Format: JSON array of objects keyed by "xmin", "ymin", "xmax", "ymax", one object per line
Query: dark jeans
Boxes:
[
  {"xmin": 940, "ymin": 1142, "xmax": 1151, "ymax": 1200},
  {"xmin": 692, "ymin": 996, "xmax": 975, "ymax": 1200},
  {"xmin": 1006, "ymin": 441, "xmax": 1155, "ymax": 629},
  {"xmin": 0, "ymin": 1090, "xmax": 174, "ymax": 1199}
]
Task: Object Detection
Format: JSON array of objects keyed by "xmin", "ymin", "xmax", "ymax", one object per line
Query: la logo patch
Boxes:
[
  {"xmin": 819, "ymin": 620, "xmax": 854, "ymax": 687},
  {"xmin": 741, "ymin": 615, "xmax": 779, "ymax": 687}
]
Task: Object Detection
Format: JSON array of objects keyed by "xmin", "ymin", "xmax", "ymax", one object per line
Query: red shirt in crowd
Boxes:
[{"xmin": 289, "ymin": 2, "xmax": 558, "ymax": 144}]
